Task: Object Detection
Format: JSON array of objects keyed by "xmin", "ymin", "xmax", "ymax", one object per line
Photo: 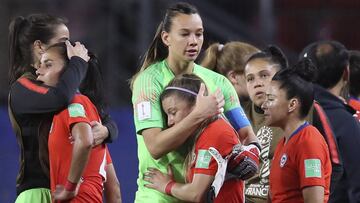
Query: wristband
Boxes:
[
  {"xmin": 65, "ymin": 180, "xmax": 77, "ymax": 192},
  {"xmin": 249, "ymin": 142, "xmax": 262, "ymax": 152},
  {"xmin": 165, "ymin": 180, "xmax": 176, "ymax": 196}
]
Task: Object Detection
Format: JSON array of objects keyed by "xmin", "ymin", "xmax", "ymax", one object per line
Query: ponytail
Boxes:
[
  {"xmin": 8, "ymin": 16, "xmax": 31, "ymax": 84},
  {"xmin": 200, "ymin": 43, "xmax": 222, "ymax": 72},
  {"xmin": 130, "ymin": 22, "xmax": 168, "ymax": 89},
  {"xmin": 8, "ymin": 14, "xmax": 67, "ymax": 85}
]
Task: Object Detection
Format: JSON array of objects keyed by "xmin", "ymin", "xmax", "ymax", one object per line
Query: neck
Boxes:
[
  {"xmin": 282, "ymin": 117, "xmax": 306, "ymax": 143},
  {"xmin": 328, "ymin": 80, "xmax": 345, "ymax": 97},
  {"xmin": 166, "ymin": 57, "xmax": 194, "ymax": 76}
]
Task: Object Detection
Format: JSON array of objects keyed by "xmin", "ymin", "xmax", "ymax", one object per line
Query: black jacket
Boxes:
[
  {"xmin": 314, "ymin": 84, "xmax": 360, "ymax": 203},
  {"xmin": 9, "ymin": 57, "xmax": 118, "ymax": 195}
]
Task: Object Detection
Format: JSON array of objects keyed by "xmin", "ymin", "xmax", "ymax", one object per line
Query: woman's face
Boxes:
[
  {"xmin": 36, "ymin": 49, "xmax": 65, "ymax": 87},
  {"xmin": 228, "ymin": 72, "xmax": 248, "ymax": 99},
  {"xmin": 261, "ymin": 81, "xmax": 289, "ymax": 127},
  {"xmin": 245, "ymin": 58, "xmax": 279, "ymax": 107},
  {"xmin": 162, "ymin": 13, "xmax": 204, "ymax": 63},
  {"xmin": 34, "ymin": 24, "xmax": 69, "ymax": 69},
  {"xmin": 162, "ymin": 95, "xmax": 194, "ymax": 127},
  {"xmin": 48, "ymin": 24, "xmax": 70, "ymax": 45}
]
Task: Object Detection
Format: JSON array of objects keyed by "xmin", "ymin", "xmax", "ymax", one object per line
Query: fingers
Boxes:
[
  {"xmin": 197, "ymin": 83, "xmax": 206, "ymax": 96},
  {"xmin": 90, "ymin": 121, "xmax": 99, "ymax": 127},
  {"xmin": 66, "ymin": 40, "xmax": 90, "ymax": 61},
  {"xmin": 167, "ymin": 165, "xmax": 173, "ymax": 178}
]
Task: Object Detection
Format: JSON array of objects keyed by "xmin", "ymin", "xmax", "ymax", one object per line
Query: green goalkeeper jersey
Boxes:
[{"xmin": 132, "ymin": 60, "xmax": 247, "ymax": 202}]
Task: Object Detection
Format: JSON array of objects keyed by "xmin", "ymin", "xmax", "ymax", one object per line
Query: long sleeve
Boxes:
[
  {"xmin": 101, "ymin": 112, "xmax": 119, "ymax": 143},
  {"xmin": 10, "ymin": 56, "xmax": 88, "ymax": 115}
]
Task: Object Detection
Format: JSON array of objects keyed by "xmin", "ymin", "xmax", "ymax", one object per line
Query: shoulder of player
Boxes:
[
  {"xmin": 12, "ymin": 75, "xmax": 50, "ymax": 94},
  {"xmin": 296, "ymin": 125, "xmax": 326, "ymax": 145},
  {"xmin": 194, "ymin": 64, "xmax": 227, "ymax": 81},
  {"xmin": 134, "ymin": 63, "xmax": 164, "ymax": 85},
  {"xmin": 201, "ymin": 119, "xmax": 234, "ymax": 138}
]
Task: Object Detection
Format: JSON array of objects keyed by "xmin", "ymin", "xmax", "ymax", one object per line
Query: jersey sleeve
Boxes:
[
  {"xmin": 10, "ymin": 57, "xmax": 88, "ymax": 115},
  {"xmin": 132, "ymin": 72, "xmax": 164, "ymax": 134},
  {"xmin": 220, "ymin": 76, "xmax": 251, "ymax": 131},
  {"xmin": 297, "ymin": 127, "xmax": 329, "ymax": 189},
  {"xmin": 193, "ymin": 120, "xmax": 238, "ymax": 176},
  {"xmin": 65, "ymin": 97, "xmax": 92, "ymax": 127}
]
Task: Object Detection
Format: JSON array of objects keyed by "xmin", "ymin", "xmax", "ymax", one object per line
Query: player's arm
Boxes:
[
  {"xmin": 104, "ymin": 163, "xmax": 122, "ymax": 203},
  {"xmin": 221, "ymin": 78, "xmax": 260, "ymax": 180},
  {"xmin": 68, "ymin": 122, "xmax": 93, "ymax": 183},
  {"xmin": 53, "ymin": 122, "xmax": 93, "ymax": 201},
  {"xmin": 11, "ymin": 43, "xmax": 89, "ymax": 115},
  {"xmin": 142, "ymin": 84, "xmax": 224, "ymax": 159},
  {"xmin": 91, "ymin": 113, "xmax": 119, "ymax": 146},
  {"xmin": 221, "ymin": 77, "xmax": 258, "ymax": 145},
  {"xmin": 302, "ymin": 186, "xmax": 324, "ymax": 203},
  {"xmin": 144, "ymin": 167, "xmax": 213, "ymax": 202}
]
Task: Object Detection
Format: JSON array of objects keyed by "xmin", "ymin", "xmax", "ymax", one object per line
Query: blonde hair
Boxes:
[{"xmin": 201, "ymin": 41, "xmax": 259, "ymax": 75}]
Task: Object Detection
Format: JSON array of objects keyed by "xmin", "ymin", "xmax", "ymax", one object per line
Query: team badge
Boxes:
[{"xmin": 280, "ymin": 153, "xmax": 287, "ymax": 168}]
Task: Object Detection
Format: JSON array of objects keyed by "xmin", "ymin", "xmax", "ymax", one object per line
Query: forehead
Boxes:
[
  {"xmin": 245, "ymin": 58, "xmax": 278, "ymax": 75},
  {"xmin": 162, "ymin": 94, "xmax": 190, "ymax": 108},
  {"xmin": 267, "ymin": 81, "xmax": 284, "ymax": 96},
  {"xmin": 41, "ymin": 49, "xmax": 64, "ymax": 62},
  {"xmin": 170, "ymin": 13, "xmax": 203, "ymax": 30},
  {"xmin": 49, "ymin": 24, "xmax": 69, "ymax": 43}
]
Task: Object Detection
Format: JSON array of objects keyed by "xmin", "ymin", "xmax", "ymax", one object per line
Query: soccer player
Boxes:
[
  {"xmin": 130, "ymin": 2, "xmax": 260, "ymax": 202},
  {"xmin": 8, "ymin": 14, "xmax": 120, "ymax": 202},
  {"xmin": 144, "ymin": 74, "xmax": 245, "ymax": 202},
  {"xmin": 36, "ymin": 42, "xmax": 108, "ymax": 202},
  {"xmin": 200, "ymin": 41, "xmax": 259, "ymax": 106},
  {"xmin": 262, "ymin": 59, "xmax": 331, "ymax": 203},
  {"xmin": 8, "ymin": 14, "xmax": 89, "ymax": 202}
]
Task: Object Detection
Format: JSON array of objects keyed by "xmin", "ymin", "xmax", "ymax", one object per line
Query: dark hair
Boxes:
[
  {"xmin": 201, "ymin": 41, "xmax": 259, "ymax": 75},
  {"xmin": 45, "ymin": 42, "xmax": 107, "ymax": 115},
  {"xmin": 246, "ymin": 45, "xmax": 288, "ymax": 71},
  {"xmin": 349, "ymin": 50, "xmax": 360, "ymax": 97},
  {"xmin": 299, "ymin": 40, "xmax": 349, "ymax": 89},
  {"xmin": 160, "ymin": 74, "xmax": 205, "ymax": 107},
  {"xmin": 8, "ymin": 14, "xmax": 67, "ymax": 84},
  {"xmin": 130, "ymin": 2, "xmax": 199, "ymax": 88},
  {"xmin": 272, "ymin": 59, "xmax": 317, "ymax": 119}
]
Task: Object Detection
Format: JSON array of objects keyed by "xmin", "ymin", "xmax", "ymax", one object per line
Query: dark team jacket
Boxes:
[
  {"xmin": 8, "ymin": 56, "xmax": 118, "ymax": 195},
  {"xmin": 314, "ymin": 84, "xmax": 360, "ymax": 203}
]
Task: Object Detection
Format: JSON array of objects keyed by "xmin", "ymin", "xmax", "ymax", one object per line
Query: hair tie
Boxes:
[
  {"xmin": 165, "ymin": 87, "xmax": 197, "ymax": 96},
  {"xmin": 218, "ymin": 44, "xmax": 224, "ymax": 52}
]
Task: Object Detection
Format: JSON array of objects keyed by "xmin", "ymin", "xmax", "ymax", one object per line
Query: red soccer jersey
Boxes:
[
  {"xmin": 349, "ymin": 97, "xmax": 360, "ymax": 121},
  {"xmin": 49, "ymin": 94, "xmax": 107, "ymax": 203},
  {"xmin": 269, "ymin": 124, "xmax": 331, "ymax": 203},
  {"xmin": 187, "ymin": 118, "xmax": 244, "ymax": 203}
]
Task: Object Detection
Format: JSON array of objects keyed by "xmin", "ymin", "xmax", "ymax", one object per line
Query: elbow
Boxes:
[
  {"xmin": 189, "ymin": 191, "xmax": 204, "ymax": 203},
  {"xmin": 147, "ymin": 147, "xmax": 163, "ymax": 160},
  {"xmin": 80, "ymin": 136, "xmax": 93, "ymax": 149}
]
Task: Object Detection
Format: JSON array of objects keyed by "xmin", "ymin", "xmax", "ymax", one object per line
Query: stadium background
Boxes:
[{"xmin": 1, "ymin": 0, "xmax": 360, "ymax": 202}]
